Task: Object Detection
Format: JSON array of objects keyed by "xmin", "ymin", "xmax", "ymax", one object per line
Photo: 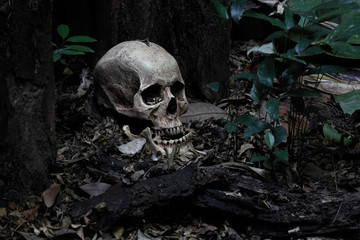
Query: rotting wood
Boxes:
[
  {"xmin": 71, "ymin": 163, "xmax": 228, "ymax": 227},
  {"xmin": 71, "ymin": 163, "xmax": 360, "ymax": 238}
]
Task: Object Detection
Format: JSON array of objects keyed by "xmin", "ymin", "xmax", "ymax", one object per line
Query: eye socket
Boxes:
[
  {"xmin": 171, "ymin": 81, "xmax": 185, "ymax": 99},
  {"xmin": 141, "ymin": 84, "xmax": 162, "ymax": 105}
]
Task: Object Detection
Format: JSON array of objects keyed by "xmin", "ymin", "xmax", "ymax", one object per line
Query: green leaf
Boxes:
[
  {"xmin": 229, "ymin": 72, "xmax": 258, "ymax": 81},
  {"xmin": 231, "ymin": 0, "xmax": 247, "ymax": 23},
  {"xmin": 66, "ymin": 35, "xmax": 97, "ymax": 43},
  {"xmin": 297, "ymin": 45, "xmax": 325, "ymax": 57},
  {"xmin": 257, "ymin": 57, "xmax": 275, "ymax": 87},
  {"xmin": 244, "ymin": 11, "xmax": 287, "ymax": 30},
  {"xmin": 323, "ymin": 123, "xmax": 352, "ymax": 146},
  {"xmin": 289, "ymin": 0, "xmax": 322, "ymax": 12},
  {"xmin": 310, "ymin": 8, "xmax": 352, "ymax": 27},
  {"xmin": 262, "ymin": 31, "xmax": 286, "ymax": 43},
  {"xmin": 57, "ymin": 24, "xmax": 70, "ymax": 39},
  {"xmin": 284, "ymin": 7, "xmax": 295, "ymax": 30},
  {"xmin": 281, "ymin": 88, "xmax": 321, "ymax": 99},
  {"xmin": 273, "ymin": 126, "xmax": 288, "ymax": 146},
  {"xmin": 279, "ymin": 52, "xmax": 307, "ymax": 65},
  {"xmin": 53, "ymin": 53, "xmax": 61, "ymax": 62},
  {"xmin": 250, "ymin": 155, "xmax": 267, "ymax": 163},
  {"xmin": 206, "ymin": 82, "xmax": 220, "ymax": 92},
  {"xmin": 311, "ymin": 0, "xmax": 359, "ymax": 12},
  {"xmin": 295, "ymin": 38, "xmax": 313, "ymax": 55},
  {"xmin": 66, "ymin": 45, "xmax": 95, "ymax": 53},
  {"xmin": 327, "ymin": 42, "xmax": 360, "ymax": 59},
  {"xmin": 273, "ymin": 150, "xmax": 289, "ymax": 163},
  {"xmin": 234, "ymin": 114, "xmax": 257, "ymax": 125},
  {"xmin": 278, "ymin": 62, "xmax": 303, "ymax": 86},
  {"xmin": 348, "ymin": 34, "xmax": 360, "ymax": 44},
  {"xmin": 168, "ymin": 146, "xmax": 177, "ymax": 168},
  {"xmin": 56, "ymin": 49, "xmax": 86, "ymax": 55},
  {"xmin": 266, "ymin": 98, "xmax": 279, "ymax": 123},
  {"xmin": 324, "ymin": 14, "xmax": 360, "ymax": 43},
  {"xmin": 224, "ymin": 121, "xmax": 238, "ymax": 132},
  {"xmin": 265, "ymin": 131, "xmax": 275, "ymax": 150},
  {"xmin": 306, "ymin": 65, "xmax": 347, "ymax": 75},
  {"xmin": 235, "ymin": 114, "xmax": 271, "ymax": 139},
  {"xmin": 334, "ymin": 89, "xmax": 360, "ymax": 115},
  {"xmin": 263, "ymin": 160, "xmax": 273, "ymax": 169},
  {"xmin": 211, "ymin": 0, "xmax": 229, "ymax": 21},
  {"xmin": 250, "ymin": 79, "xmax": 270, "ymax": 102}
]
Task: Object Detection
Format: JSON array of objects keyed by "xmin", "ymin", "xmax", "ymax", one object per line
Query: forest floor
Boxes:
[{"xmin": 1, "ymin": 41, "xmax": 360, "ymax": 240}]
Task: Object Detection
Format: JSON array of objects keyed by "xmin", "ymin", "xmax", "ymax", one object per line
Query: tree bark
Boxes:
[
  {"xmin": 98, "ymin": 0, "xmax": 231, "ymax": 101},
  {"xmin": 53, "ymin": 0, "xmax": 231, "ymax": 101},
  {"xmin": 0, "ymin": 0, "xmax": 55, "ymax": 204}
]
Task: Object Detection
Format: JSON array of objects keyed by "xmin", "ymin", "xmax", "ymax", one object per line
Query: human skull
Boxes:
[{"xmin": 95, "ymin": 41, "xmax": 193, "ymax": 157}]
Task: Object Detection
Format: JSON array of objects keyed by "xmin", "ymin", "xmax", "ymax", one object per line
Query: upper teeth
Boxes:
[{"xmin": 155, "ymin": 126, "xmax": 185, "ymax": 137}]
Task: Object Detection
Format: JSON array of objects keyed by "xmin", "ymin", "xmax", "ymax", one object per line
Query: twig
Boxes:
[{"xmin": 332, "ymin": 202, "xmax": 343, "ymax": 224}]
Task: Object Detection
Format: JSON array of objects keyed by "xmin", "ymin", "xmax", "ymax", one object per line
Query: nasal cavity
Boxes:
[{"xmin": 167, "ymin": 98, "xmax": 177, "ymax": 115}]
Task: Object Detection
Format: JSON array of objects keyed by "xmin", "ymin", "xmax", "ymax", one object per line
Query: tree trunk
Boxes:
[
  {"xmin": 0, "ymin": 0, "xmax": 55, "ymax": 204},
  {"xmin": 53, "ymin": 0, "xmax": 231, "ymax": 101},
  {"xmin": 97, "ymin": 0, "xmax": 231, "ymax": 101}
]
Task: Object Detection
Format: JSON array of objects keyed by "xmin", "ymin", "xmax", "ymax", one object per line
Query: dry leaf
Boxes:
[
  {"xmin": 113, "ymin": 226, "xmax": 124, "ymax": 239},
  {"xmin": 180, "ymin": 102, "xmax": 229, "ymax": 123},
  {"xmin": 52, "ymin": 229, "xmax": 77, "ymax": 238},
  {"xmin": 76, "ymin": 227, "xmax": 85, "ymax": 240},
  {"xmin": 19, "ymin": 232, "xmax": 47, "ymax": 240},
  {"xmin": 22, "ymin": 205, "xmax": 39, "ymax": 221},
  {"xmin": 238, "ymin": 143, "xmax": 254, "ymax": 157},
  {"xmin": 43, "ymin": 183, "xmax": 61, "ymax": 208},
  {"xmin": 118, "ymin": 138, "xmax": 146, "ymax": 156},
  {"xmin": 79, "ymin": 182, "xmax": 112, "ymax": 196},
  {"xmin": 137, "ymin": 229, "xmax": 156, "ymax": 240},
  {"xmin": 0, "ymin": 207, "xmax": 7, "ymax": 217}
]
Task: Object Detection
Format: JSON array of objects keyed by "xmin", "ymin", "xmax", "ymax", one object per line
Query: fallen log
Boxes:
[
  {"xmin": 71, "ymin": 162, "xmax": 228, "ymax": 229},
  {"xmin": 71, "ymin": 162, "xmax": 360, "ymax": 238}
]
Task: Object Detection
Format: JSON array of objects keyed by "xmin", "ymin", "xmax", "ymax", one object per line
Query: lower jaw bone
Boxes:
[{"xmin": 122, "ymin": 125, "xmax": 194, "ymax": 157}]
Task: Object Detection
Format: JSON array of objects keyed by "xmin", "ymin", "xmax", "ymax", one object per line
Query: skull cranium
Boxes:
[{"xmin": 95, "ymin": 41, "xmax": 193, "ymax": 156}]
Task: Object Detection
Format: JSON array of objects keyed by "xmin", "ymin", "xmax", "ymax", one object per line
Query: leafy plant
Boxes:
[
  {"xmin": 334, "ymin": 89, "xmax": 360, "ymax": 115},
  {"xmin": 52, "ymin": 24, "xmax": 97, "ymax": 64},
  {"xmin": 323, "ymin": 123, "xmax": 352, "ymax": 146},
  {"xmin": 211, "ymin": 0, "xmax": 360, "ymax": 168}
]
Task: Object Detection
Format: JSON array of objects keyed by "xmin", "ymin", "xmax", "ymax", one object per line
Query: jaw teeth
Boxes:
[
  {"xmin": 155, "ymin": 126, "xmax": 185, "ymax": 137},
  {"xmin": 155, "ymin": 132, "xmax": 192, "ymax": 146}
]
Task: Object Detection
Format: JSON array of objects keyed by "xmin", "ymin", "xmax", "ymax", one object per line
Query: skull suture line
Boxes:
[{"xmin": 95, "ymin": 41, "xmax": 193, "ymax": 157}]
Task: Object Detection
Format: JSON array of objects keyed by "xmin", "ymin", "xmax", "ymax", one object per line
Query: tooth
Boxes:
[
  {"xmin": 163, "ymin": 140, "xmax": 168, "ymax": 145},
  {"xmin": 169, "ymin": 140, "xmax": 174, "ymax": 145},
  {"xmin": 174, "ymin": 139, "xmax": 179, "ymax": 144},
  {"xmin": 178, "ymin": 138, "xmax": 183, "ymax": 143}
]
